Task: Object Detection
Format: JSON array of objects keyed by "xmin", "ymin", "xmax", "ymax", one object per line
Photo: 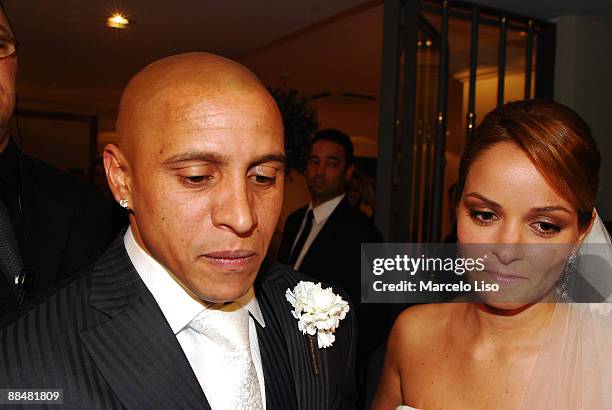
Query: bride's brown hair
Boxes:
[{"xmin": 457, "ymin": 100, "xmax": 600, "ymax": 229}]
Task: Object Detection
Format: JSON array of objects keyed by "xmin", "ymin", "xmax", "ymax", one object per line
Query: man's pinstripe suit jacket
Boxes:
[{"xmin": 0, "ymin": 236, "xmax": 357, "ymax": 409}]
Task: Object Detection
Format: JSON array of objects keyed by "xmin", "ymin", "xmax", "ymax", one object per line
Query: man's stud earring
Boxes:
[{"xmin": 119, "ymin": 199, "xmax": 129, "ymax": 209}]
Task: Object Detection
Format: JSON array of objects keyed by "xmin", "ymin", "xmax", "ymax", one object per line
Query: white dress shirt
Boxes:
[
  {"xmin": 291, "ymin": 193, "xmax": 345, "ymax": 270},
  {"xmin": 124, "ymin": 228, "xmax": 266, "ymax": 409}
]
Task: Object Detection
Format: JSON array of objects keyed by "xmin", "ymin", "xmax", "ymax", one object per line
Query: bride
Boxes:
[{"xmin": 371, "ymin": 100, "xmax": 612, "ymax": 409}]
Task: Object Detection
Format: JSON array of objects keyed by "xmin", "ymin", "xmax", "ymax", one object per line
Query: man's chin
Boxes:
[
  {"xmin": 177, "ymin": 256, "xmax": 262, "ymax": 302},
  {"xmin": 196, "ymin": 286, "xmax": 252, "ymax": 304},
  {"xmin": 187, "ymin": 274, "xmax": 257, "ymax": 304}
]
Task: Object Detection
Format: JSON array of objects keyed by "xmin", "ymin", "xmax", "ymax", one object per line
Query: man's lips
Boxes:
[{"xmin": 201, "ymin": 250, "xmax": 256, "ymax": 268}]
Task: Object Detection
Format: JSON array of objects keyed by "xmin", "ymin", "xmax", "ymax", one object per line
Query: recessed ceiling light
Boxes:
[{"xmin": 107, "ymin": 13, "xmax": 129, "ymax": 29}]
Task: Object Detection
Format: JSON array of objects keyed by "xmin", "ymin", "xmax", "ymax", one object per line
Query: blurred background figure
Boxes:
[{"xmin": 0, "ymin": 3, "xmax": 114, "ymax": 319}]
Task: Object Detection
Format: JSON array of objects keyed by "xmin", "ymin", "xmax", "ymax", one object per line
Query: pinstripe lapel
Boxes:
[
  {"xmin": 257, "ymin": 264, "xmax": 331, "ymax": 410},
  {"xmin": 79, "ymin": 237, "xmax": 211, "ymax": 410}
]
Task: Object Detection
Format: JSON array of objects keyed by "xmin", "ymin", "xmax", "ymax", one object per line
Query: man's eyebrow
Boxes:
[
  {"xmin": 308, "ymin": 155, "xmax": 341, "ymax": 161},
  {"xmin": 249, "ymin": 153, "xmax": 286, "ymax": 168},
  {"xmin": 162, "ymin": 151, "xmax": 286, "ymax": 167},
  {"xmin": 162, "ymin": 151, "xmax": 227, "ymax": 166}
]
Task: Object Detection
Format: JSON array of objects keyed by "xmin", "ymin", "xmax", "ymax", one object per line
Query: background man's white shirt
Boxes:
[
  {"xmin": 291, "ymin": 193, "xmax": 345, "ymax": 270},
  {"xmin": 124, "ymin": 227, "xmax": 266, "ymax": 409}
]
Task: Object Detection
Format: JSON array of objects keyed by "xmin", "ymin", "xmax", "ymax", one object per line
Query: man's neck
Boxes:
[{"xmin": 311, "ymin": 192, "xmax": 344, "ymax": 209}]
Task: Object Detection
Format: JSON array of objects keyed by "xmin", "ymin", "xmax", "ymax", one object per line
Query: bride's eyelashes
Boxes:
[
  {"xmin": 468, "ymin": 208, "xmax": 563, "ymax": 238},
  {"xmin": 530, "ymin": 219, "xmax": 561, "ymax": 238},
  {"xmin": 468, "ymin": 209, "xmax": 498, "ymax": 225}
]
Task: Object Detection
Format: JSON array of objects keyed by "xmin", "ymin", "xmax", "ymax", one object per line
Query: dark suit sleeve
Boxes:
[
  {"xmin": 57, "ymin": 188, "xmax": 114, "ymax": 279},
  {"xmin": 19, "ymin": 156, "xmax": 116, "ymax": 299},
  {"xmin": 367, "ymin": 223, "xmax": 383, "ymax": 243}
]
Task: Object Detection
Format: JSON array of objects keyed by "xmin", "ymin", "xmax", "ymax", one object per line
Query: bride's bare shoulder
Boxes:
[
  {"xmin": 388, "ymin": 304, "xmax": 458, "ymax": 350},
  {"xmin": 375, "ymin": 304, "xmax": 462, "ymax": 408}
]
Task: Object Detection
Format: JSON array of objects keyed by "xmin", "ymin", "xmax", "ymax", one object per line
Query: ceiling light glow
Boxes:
[{"xmin": 107, "ymin": 13, "xmax": 129, "ymax": 29}]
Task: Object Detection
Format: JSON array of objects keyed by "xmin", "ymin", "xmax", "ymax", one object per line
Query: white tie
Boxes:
[{"xmin": 189, "ymin": 304, "xmax": 263, "ymax": 410}]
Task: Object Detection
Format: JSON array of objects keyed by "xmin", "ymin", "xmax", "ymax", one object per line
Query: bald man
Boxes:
[{"xmin": 0, "ymin": 53, "xmax": 357, "ymax": 409}]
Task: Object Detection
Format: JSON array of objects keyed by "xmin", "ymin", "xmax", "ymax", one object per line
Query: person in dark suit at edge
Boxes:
[
  {"xmin": 0, "ymin": 2, "xmax": 113, "ymax": 318},
  {"xmin": 0, "ymin": 53, "xmax": 357, "ymax": 409},
  {"xmin": 277, "ymin": 129, "xmax": 388, "ymax": 403}
]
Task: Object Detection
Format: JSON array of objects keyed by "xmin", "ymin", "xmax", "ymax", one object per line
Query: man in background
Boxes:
[
  {"xmin": 279, "ymin": 129, "xmax": 382, "ymax": 300},
  {"xmin": 0, "ymin": 2, "xmax": 113, "ymax": 317}
]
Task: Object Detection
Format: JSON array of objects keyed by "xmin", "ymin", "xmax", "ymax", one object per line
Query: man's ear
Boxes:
[
  {"xmin": 345, "ymin": 164, "xmax": 355, "ymax": 181},
  {"xmin": 103, "ymin": 144, "xmax": 131, "ymax": 206}
]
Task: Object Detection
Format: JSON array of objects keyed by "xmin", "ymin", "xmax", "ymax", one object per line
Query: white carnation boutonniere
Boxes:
[{"xmin": 285, "ymin": 281, "xmax": 350, "ymax": 349}]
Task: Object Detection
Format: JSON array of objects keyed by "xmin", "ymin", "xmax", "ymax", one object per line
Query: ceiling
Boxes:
[
  {"xmin": 5, "ymin": 0, "xmax": 372, "ymax": 124},
  {"xmin": 473, "ymin": 0, "xmax": 612, "ymax": 20},
  {"xmin": 4, "ymin": 0, "xmax": 612, "ymax": 133}
]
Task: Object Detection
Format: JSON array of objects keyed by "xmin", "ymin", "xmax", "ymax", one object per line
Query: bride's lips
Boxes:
[
  {"xmin": 485, "ymin": 271, "xmax": 528, "ymax": 287},
  {"xmin": 201, "ymin": 250, "xmax": 256, "ymax": 268}
]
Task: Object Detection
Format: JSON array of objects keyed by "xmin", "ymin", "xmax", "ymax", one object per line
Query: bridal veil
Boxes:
[{"xmin": 519, "ymin": 212, "xmax": 612, "ymax": 409}]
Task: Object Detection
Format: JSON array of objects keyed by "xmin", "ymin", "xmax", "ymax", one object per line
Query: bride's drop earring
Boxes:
[{"xmin": 558, "ymin": 252, "xmax": 576, "ymax": 300}]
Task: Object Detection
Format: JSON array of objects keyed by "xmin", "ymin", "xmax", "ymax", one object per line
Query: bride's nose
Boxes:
[
  {"xmin": 491, "ymin": 221, "xmax": 525, "ymax": 264},
  {"xmin": 492, "ymin": 243, "xmax": 524, "ymax": 265}
]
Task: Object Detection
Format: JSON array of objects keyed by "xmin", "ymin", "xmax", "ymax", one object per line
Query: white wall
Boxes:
[{"xmin": 554, "ymin": 14, "xmax": 612, "ymax": 220}]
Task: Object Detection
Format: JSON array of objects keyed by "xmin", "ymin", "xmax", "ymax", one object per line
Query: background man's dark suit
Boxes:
[
  {"xmin": 0, "ymin": 140, "xmax": 114, "ymax": 316},
  {"xmin": 0, "ymin": 236, "xmax": 357, "ymax": 409},
  {"xmin": 278, "ymin": 197, "xmax": 388, "ymax": 358}
]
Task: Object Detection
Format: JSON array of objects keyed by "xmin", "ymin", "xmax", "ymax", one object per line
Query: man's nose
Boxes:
[
  {"xmin": 211, "ymin": 179, "xmax": 257, "ymax": 236},
  {"xmin": 315, "ymin": 163, "xmax": 327, "ymax": 176}
]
